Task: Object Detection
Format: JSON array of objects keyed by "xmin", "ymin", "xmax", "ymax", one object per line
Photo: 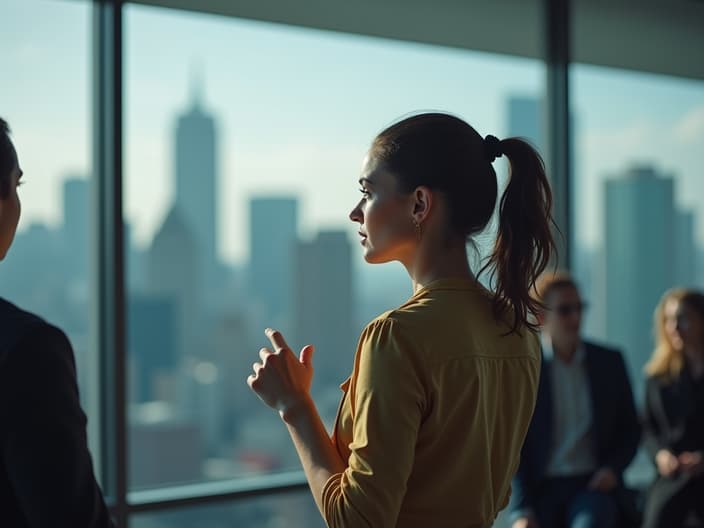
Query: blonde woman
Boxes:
[{"xmin": 642, "ymin": 289, "xmax": 704, "ymax": 528}]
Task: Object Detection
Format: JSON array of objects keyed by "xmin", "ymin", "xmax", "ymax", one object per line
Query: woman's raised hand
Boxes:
[{"xmin": 247, "ymin": 328, "xmax": 315, "ymax": 421}]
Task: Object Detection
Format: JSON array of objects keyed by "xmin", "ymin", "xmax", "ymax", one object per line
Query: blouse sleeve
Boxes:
[{"xmin": 321, "ymin": 317, "xmax": 426, "ymax": 527}]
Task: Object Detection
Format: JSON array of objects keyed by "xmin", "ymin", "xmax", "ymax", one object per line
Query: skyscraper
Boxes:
[
  {"xmin": 248, "ymin": 197, "xmax": 298, "ymax": 333},
  {"xmin": 293, "ymin": 230, "xmax": 354, "ymax": 405},
  {"xmin": 174, "ymin": 76, "xmax": 218, "ymax": 288},
  {"xmin": 674, "ymin": 209, "xmax": 696, "ymax": 287},
  {"xmin": 128, "ymin": 294, "xmax": 178, "ymax": 403},
  {"xmin": 605, "ymin": 165, "xmax": 675, "ymax": 400},
  {"xmin": 146, "ymin": 205, "xmax": 199, "ymax": 360}
]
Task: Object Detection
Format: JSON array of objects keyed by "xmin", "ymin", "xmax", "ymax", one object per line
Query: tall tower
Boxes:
[
  {"xmin": 293, "ymin": 230, "xmax": 354, "ymax": 393},
  {"xmin": 146, "ymin": 206, "xmax": 199, "ymax": 360},
  {"xmin": 674, "ymin": 209, "xmax": 696, "ymax": 287},
  {"xmin": 248, "ymin": 197, "xmax": 298, "ymax": 332},
  {"xmin": 605, "ymin": 165, "xmax": 675, "ymax": 401},
  {"xmin": 174, "ymin": 71, "xmax": 218, "ymax": 287}
]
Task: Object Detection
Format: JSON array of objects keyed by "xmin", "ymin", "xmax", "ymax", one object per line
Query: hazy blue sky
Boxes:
[{"xmin": 1, "ymin": 0, "xmax": 703, "ymax": 263}]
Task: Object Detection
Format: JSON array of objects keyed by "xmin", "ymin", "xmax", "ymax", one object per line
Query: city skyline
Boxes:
[
  {"xmin": 124, "ymin": 90, "xmax": 370, "ymax": 490},
  {"xmin": 4, "ymin": 1, "xmax": 704, "ymax": 264}
]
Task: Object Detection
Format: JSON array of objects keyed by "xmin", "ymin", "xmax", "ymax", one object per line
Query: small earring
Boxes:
[{"xmin": 413, "ymin": 219, "xmax": 422, "ymax": 242}]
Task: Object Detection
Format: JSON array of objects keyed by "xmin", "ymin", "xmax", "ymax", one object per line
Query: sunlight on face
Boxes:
[{"xmin": 348, "ymin": 155, "xmax": 415, "ymax": 265}]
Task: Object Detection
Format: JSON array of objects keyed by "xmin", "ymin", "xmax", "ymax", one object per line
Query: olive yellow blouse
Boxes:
[{"xmin": 321, "ymin": 278, "xmax": 540, "ymax": 528}]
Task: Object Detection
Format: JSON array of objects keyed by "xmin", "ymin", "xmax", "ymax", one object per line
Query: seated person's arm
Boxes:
[
  {"xmin": 642, "ymin": 377, "xmax": 681, "ymax": 477},
  {"xmin": 604, "ymin": 352, "xmax": 641, "ymax": 474},
  {"xmin": 509, "ymin": 454, "xmax": 538, "ymax": 527},
  {"xmin": 1, "ymin": 323, "xmax": 113, "ymax": 528},
  {"xmin": 642, "ymin": 377, "xmax": 666, "ymax": 460}
]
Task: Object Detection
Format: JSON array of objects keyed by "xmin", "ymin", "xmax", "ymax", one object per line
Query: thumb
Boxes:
[{"xmin": 299, "ymin": 345, "xmax": 315, "ymax": 367}]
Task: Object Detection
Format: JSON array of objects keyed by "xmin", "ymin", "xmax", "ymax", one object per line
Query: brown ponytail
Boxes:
[
  {"xmin": 370, "ymin": 113, "xmax": 556, "ymax": 334},
  {"xmin": 480, "ymin": 137, "xmax": 557, "ymax": 334}
]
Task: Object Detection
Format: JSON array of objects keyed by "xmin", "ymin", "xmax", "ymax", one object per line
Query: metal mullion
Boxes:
[
  {"xmin": 94, "ymin": 0, "xmax": 127, "ymax": 525},
  {"xmin": 545, "ymin": 0, "xmax": 572, "ymax": 269}
]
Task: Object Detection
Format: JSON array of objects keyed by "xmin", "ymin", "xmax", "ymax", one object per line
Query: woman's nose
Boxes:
[{"xmin": 349, "ymin": 201, "xmax": 362, "ymax": 223}]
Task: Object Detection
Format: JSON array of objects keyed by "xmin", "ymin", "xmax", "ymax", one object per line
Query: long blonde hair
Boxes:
[{"xmin": 645, "ymin": 288, "xmax": 704, "ymax": 379}]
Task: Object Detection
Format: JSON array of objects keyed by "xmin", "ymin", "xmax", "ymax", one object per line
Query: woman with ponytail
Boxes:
[{"xmin": 248, "ymin": 112, "xmax": 556, "ymax": 528}]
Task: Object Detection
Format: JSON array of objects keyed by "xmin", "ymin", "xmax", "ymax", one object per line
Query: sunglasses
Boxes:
[{"xmin": 553, "ymin": 302, "xmax": 588, "ymax": 317}]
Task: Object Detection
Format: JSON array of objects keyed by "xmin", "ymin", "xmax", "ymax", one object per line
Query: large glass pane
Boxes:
[
  {"xmin": 570, "ymin": 65, "xmax": 704, "ymax": 485},
  {"xmin": 124, "ymin": 4, "xmax": 546, "ymax": 492},
  {"xmin": 0, "ymin": 0, "xmax": 99, "ymax": 470}
]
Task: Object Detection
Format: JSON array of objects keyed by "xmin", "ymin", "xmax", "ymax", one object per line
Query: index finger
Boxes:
[{"xmin": 265, "ymin": 328, "xmax": 290, "ymax": 352}]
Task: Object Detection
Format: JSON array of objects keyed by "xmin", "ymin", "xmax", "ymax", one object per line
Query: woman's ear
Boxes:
[{"xmin": 412, "ymin": 186, "xmax": 433, "ymax": 224}]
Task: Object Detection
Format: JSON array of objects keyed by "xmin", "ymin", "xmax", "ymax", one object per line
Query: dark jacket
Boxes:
[
  {"xmin": 510, "ymin": 340, "xmax": 641, "ymax": 514},
  {"xmin": 0, "ymin": 298, "xmax": 113, "ymax": 527},
  {"xmin": 643, "ymin": 367, "xmax": 704, "ymax": 459}
]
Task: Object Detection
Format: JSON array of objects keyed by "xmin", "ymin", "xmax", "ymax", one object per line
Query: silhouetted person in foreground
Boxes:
[
  {"xmin": 247, "ymin": 112, "xmax": 556, "ymax": 527},
  {"xmin": 642, "ymin": 288, "xmax": 704, "ymax": 528},
  {"xmin": 510, "ymin": 272, "xmax": 640, "ymax": 528},
  {"xmin": 0, "ymin": 117, "xmax": 113, "ymax": 527}
]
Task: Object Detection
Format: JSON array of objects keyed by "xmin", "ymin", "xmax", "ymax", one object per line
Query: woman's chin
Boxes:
[
  {"xmin": 362, "ymin": 251, "xmax": 376, "ymax": 263},
  {"xmin": 363, "ymin": 249, "xmax": 392, "ymax": 265},
  {"xmin": 362, "ymin": 247, "xmax": 378, "ymax": 263}
]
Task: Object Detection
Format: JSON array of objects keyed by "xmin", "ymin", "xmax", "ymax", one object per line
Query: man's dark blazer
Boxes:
[
  {"xmin": 510, "ymin": 340, "xmax": 641, "ymax": 515},
  {"xmin": 0, "ymin": 298, "xmax": 113, "ymax": 527}
]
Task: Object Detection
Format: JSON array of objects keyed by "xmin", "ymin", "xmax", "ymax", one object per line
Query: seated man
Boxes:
[
  {"xmin": 0, "ymin": 117, "xmax": 113, "ymax": 527},
  {"xmin": 509, "ymin": 272, "xmax": 640, "ymax": 528}
]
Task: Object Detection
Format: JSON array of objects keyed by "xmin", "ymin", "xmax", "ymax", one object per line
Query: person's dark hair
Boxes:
[
  {"xmin": 0, "ymin": 117, "xmax": 14, "ymax": 200},
  {"xmin": 370, "ymin": 112, "xmax": 556, "ymax": 333},
  {"xmin": 681, "ymin": 291, "xmax": 704, "ymax": 321}
]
